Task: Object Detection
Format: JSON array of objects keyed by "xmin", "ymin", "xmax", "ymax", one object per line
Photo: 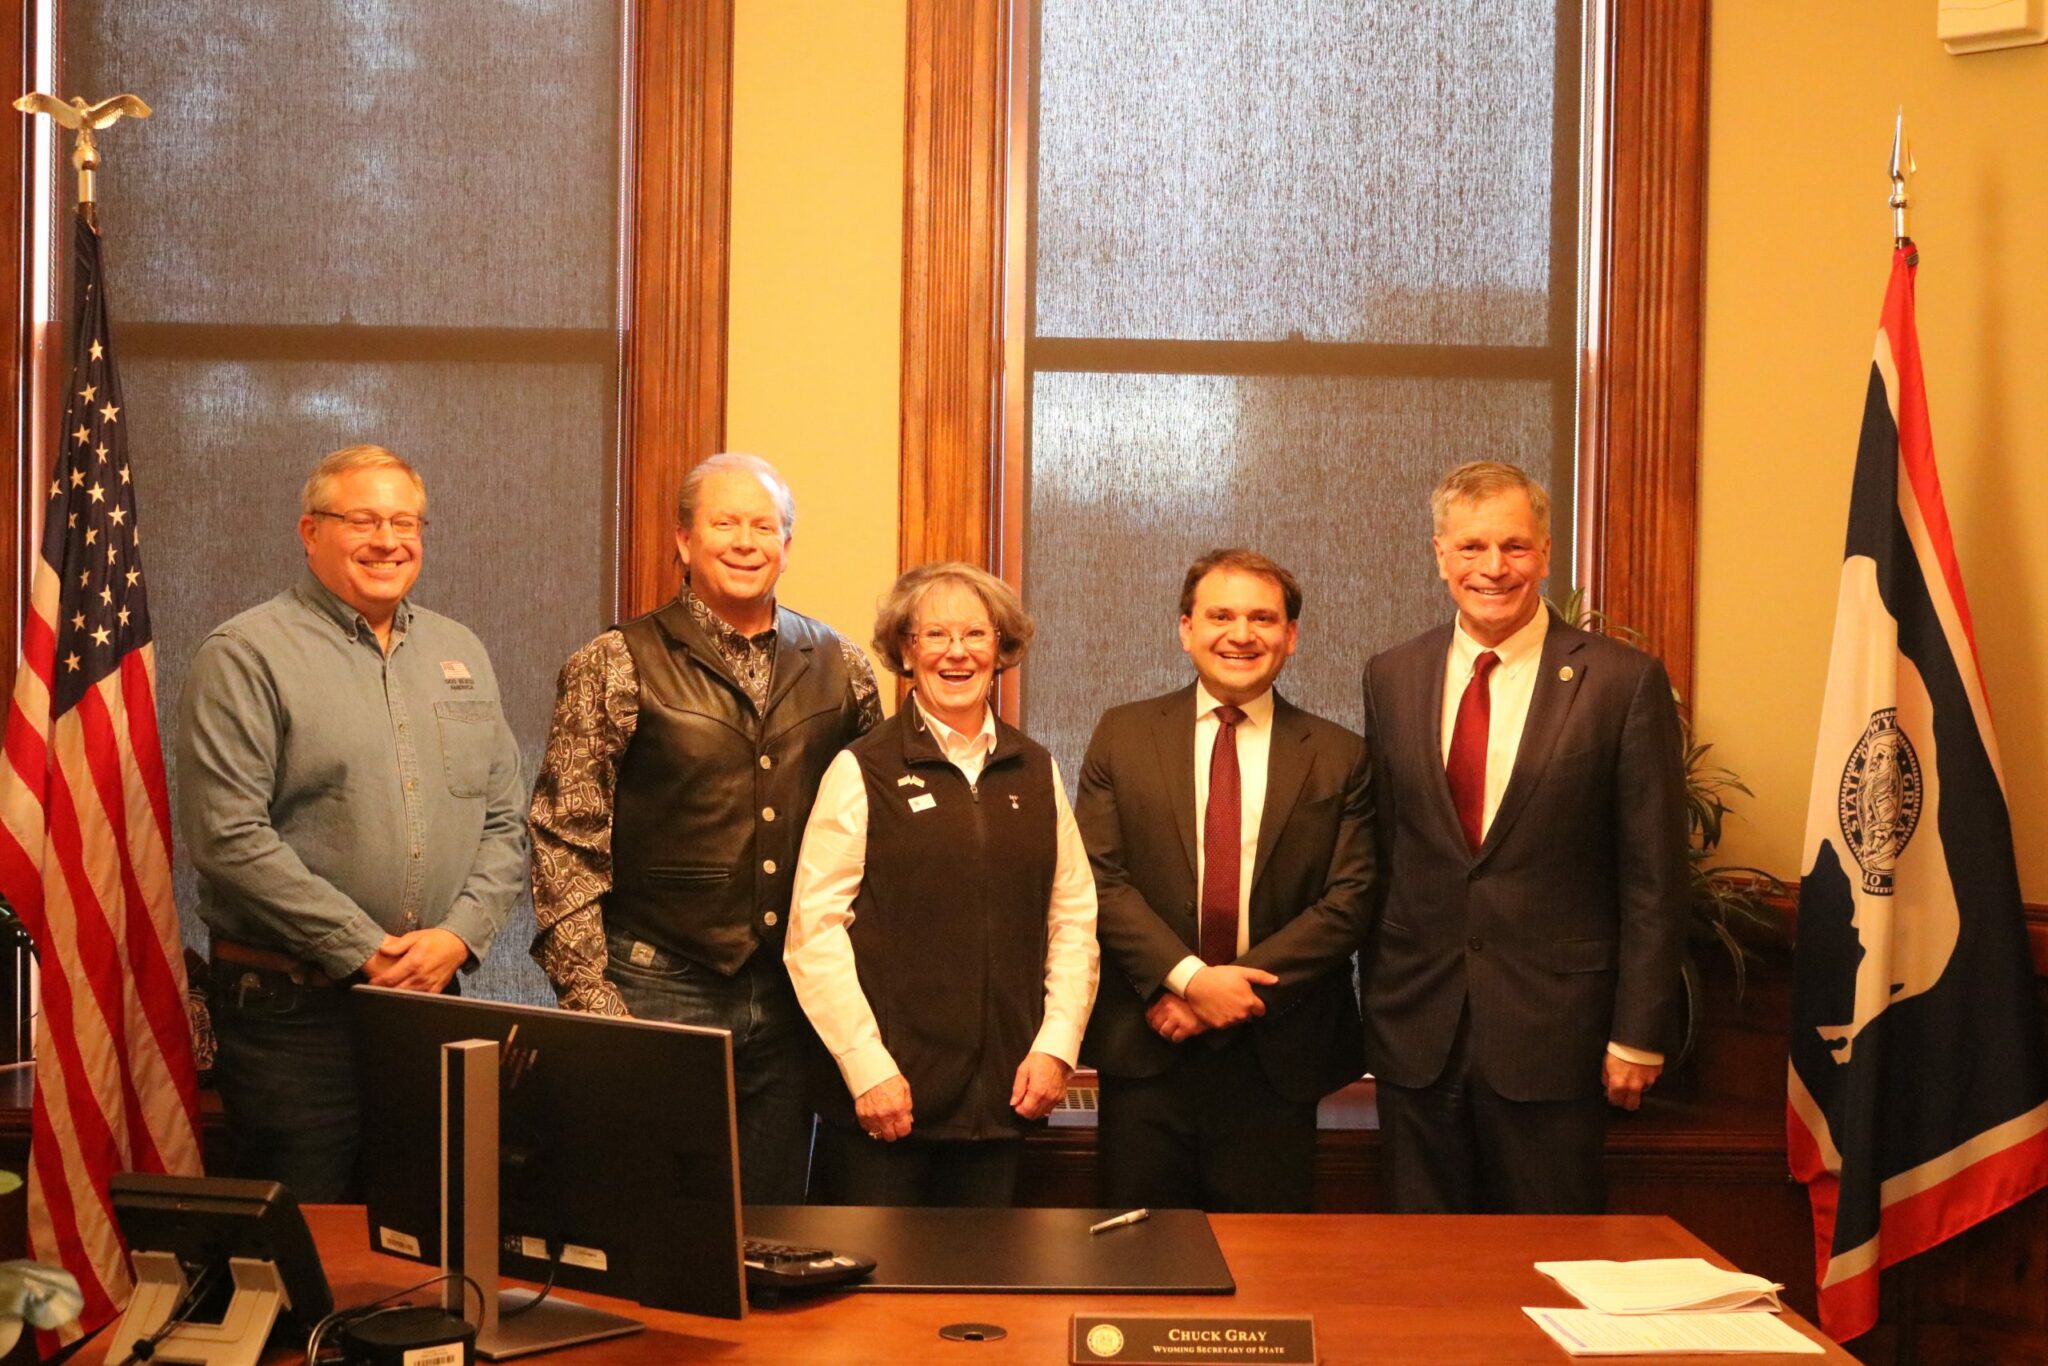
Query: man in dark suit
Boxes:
[
  {"xmin": 1361, "ymin": 461, "xmax": 1688, "ymax": 1214},
  {"xmin": 1077, "ymin": 549, "xmax": 1374, "ymax": 1212}
]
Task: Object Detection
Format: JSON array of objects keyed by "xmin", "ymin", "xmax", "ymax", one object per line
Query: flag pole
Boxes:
[
  {"xmin": 11, "ymin": 92, "xmax": 153, "ymax": 231},
  {"xmin": 1888, "ymin": 108, "xmax": 1914, "ymax": 249}
]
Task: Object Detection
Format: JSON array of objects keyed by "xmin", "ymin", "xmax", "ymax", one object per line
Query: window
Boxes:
[
  {"xmin": 1015, "ymin": 0, "xmax": 1582, "ymax": 772},
  {"xmin": 900, "ymin": 0, "xmax": 1709, "ymax": 759},
  {"xmin": 55, "ymin": 0, "xmax": 630, "ymax": 1002}
]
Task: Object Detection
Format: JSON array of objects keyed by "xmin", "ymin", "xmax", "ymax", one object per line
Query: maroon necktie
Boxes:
[
  {"xmin": 1200, "ymin": 704, "xmax": 1246, "ymax": 965},
  {"xmin": 1446, "ymin": 651, "xmax": 1500, "ymax": 854}
]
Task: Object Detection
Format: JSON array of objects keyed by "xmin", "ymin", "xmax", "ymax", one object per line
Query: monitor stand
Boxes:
[
  {"xmin": 441, "ymin": 1038, "xmax": 643, "ymax": 1360},
  {"xmin": 104, "ymin": 1252, "xmax": 286, "ymax": 1366}
]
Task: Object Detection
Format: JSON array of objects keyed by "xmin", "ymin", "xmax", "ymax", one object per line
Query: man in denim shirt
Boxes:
[{"xmin": 176, "ymin": 445, "xmax": 527, "ymax": 1201}]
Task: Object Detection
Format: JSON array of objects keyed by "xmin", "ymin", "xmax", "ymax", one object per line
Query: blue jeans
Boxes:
[
  {"xmin": 604, "ymin": 930, "xmax": 813, "ymax": 1204},
  {"xmin": 207, "ymin": 959, "xmax": 362, "ymax": 1203}
]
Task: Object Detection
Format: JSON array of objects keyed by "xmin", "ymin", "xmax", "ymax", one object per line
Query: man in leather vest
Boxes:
[{"xmin": 530, "ymin": 452, "xmax": 880, "ymax": 1203}]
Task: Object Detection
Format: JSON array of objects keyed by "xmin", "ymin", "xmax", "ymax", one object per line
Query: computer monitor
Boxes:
[{"xmin": 351, "ymin": 986, "xmax": 746, "ymax": 1335}]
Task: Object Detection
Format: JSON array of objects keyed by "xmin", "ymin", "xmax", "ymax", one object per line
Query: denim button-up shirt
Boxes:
[{"xmin": 175, "ymin": 570, "xmax": 528, "ymax": 978}]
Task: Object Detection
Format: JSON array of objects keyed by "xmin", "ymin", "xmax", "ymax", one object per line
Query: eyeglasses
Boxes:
[
  {"xmin": 313, "ymin": 509, "xmax": 429, "ymax": 539},
  {"xmin": 907, "ymin": 625, "xmax": 998, "ymax": 653}
]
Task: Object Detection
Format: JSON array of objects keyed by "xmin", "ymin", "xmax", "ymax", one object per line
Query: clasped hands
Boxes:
[
  {"xmin": 854, "ymin": 1051, "xmax": 1073, "ymax": 1142},
  {"xmin": 363, "ymin": 927, "xmax": 469, "ymax": 994},
  {"xmin": 1145, "ymin": 963, "xmax": 1279, "ymax": 1043}
]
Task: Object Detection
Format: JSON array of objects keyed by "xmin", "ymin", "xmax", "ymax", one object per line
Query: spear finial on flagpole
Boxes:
[
  {"xmin": 1889, "ymin": 108, "xmax": 1915, "ymax": 248},
  {"xmin": 12, "ymin": 92, "xmax": 152, "ymax": 229}
]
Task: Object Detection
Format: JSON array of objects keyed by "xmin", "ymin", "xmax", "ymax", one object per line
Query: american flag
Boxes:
[{"xmin": 0, "ymin": 207, "xmax": 202, "ymax": 1344}]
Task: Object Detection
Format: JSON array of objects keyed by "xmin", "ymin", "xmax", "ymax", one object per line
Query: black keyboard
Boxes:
[{"xmin": 742, "ymin": 1237, "xmax": 877, "ymax": 1303}]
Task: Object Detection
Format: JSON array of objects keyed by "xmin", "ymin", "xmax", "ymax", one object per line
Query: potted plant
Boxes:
[{"xmin": 1554, "ymin": 592, "xmax": 1788, "ymax": 1067}]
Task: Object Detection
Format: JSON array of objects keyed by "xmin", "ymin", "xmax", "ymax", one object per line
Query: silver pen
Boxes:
[{"xmin": 1089, "ymin": 1208, "xmax": 1151, "ymax": 1235}]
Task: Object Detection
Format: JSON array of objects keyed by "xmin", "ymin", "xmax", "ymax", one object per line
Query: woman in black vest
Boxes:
[{"xmin": 786, "ymin": 563, "xmax": 1100, "ymax": 1205}]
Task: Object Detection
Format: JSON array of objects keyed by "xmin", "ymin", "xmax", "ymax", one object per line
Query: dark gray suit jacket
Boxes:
[
  {"xmin": 1360, "ymin": 612, "xmax": 1689, "ymax": 1102},
  {"xmin": 1075, "ymin": 685, "xmax": 1375, "ymax": 1103}
]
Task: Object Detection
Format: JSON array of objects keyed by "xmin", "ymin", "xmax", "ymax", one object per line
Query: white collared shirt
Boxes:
[
  {"xmin": 1436, "ymin": 608, "xmax": 1660, "ymax": 1068},
  {"xmin": 785, "ymin": 698, "xmax": 1101, "ymax": 1099},
  {"xmin": 1163, "ymin": 684, "xmax": 1276, "ymax": 998},
  {"xmin": 1438, "ymin": 607, "xmax": 1550, "ymax": 842}
]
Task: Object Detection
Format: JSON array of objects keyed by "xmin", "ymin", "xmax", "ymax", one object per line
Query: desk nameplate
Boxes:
[{"xmin": 1072, "ymin": 1314, "xmax": 1316, "ymax": 1364}]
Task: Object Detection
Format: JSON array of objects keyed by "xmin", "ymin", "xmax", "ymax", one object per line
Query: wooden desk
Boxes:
[{"xmin": 302, "ymin": 1206, "xmax": 1851, "ymax": 1364}]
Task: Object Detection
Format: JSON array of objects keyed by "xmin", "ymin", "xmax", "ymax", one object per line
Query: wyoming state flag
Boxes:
[{"xmin": 1787, "ymin": 243, "xmax": 2048, "ymax": 1341}]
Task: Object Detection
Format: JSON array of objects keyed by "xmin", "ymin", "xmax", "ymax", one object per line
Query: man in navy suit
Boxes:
[
  {"xmin": 1078, "ymin": 549, "xmax": 1374, "ymax": 1212},
  {"xmin": 1361, "ymin": 462, "xmax": 1688, "ymax": 1214}
]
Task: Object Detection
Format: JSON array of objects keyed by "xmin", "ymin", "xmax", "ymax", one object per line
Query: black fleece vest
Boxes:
[{"xmin": 825, "ymin": 706, "xmax": 1058, "ymax": 1139}]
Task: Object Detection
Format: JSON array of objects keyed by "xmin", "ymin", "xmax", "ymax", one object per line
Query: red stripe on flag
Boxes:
[
  {"xmin": 77, "ymin": 681, "xmax": 198, "ymax": 1144},
  {"xmin": 0, "ymin": 826, "xmax": 42, "ymax": 935},
  {"xmin": 1786, "ymin": 1099, "xmax": 1828, "ymax": 1184},
  {"xmin": 120, "ymin": 651, "xmax": 173, "ymax": 850},
  {"xmin": 1877, "ymin": 1125, "xmax": 2048, "ymax": 1270},
  {"xmin": 1879, "ymin": 247, "xmax": 1978, "ymax": 659},
  {"xmin": 2, "ymin": 705, "xmax": 50, "ymax": 814},
  {"xmin": 1812, "ymin": 1131, "xmax": 2048, "ymax": 1343},
  {"xmin": 28, "ymin": 1079, "xmax": 119, "ymax": 1332},
  {"xmin": 1816, "ymin": 1264, "xmax": 1879, "ymax": 1344},
  {"xmin": 41, "ymin": 729, "xmax": 154, "ymax": 1154},
  {"xmin": 18, "ymin": 588, "xmax": 57, "ymax": 686}
]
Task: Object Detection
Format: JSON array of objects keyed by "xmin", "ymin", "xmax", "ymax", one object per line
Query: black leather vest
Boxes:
[
  {"xmin": 609, "ymin": 598, "xmax": 864, "ymax": 975},
  {"xmin": 822, "ymin": 706, "xmax": 1058, "ymax": 1139}
]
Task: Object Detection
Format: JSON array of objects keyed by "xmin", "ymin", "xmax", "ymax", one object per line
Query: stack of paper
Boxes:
[
  {"xmin": 1523, "ymin": 1259, "xmax": 1819, "ymax": 1357},
  {"xmin": 1535, "ymin": 1259, "xmax": 1785, "ymax": 1314},
  {"xmin": 1523, "ymin": 1308, "xmax": 1824, "ymax": 1356}
]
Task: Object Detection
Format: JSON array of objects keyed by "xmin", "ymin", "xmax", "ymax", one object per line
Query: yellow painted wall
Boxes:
[
  {"xmin": 720, "ymin": 1, "xmax": 2047, "ymax": 895},
  {"xmin": 1697, "ymin": 4, "xmax": 2048, "ymax": 898},
  {"xmin": 727, "ymin": 0, "xmax": 905, "ymax": 687}
]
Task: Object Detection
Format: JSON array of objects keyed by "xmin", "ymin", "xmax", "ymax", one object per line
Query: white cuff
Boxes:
[
  {"xmin": 836, "ymin": 1040, "xmax": 902, "ymax": 1100},
  {"xmin": 1028, "ymin": 1021, "xmax": 1083, "ymax": 1071},
  {"xmin": 1164, "ymin": 955, "xmax": 1205, "ymax": 998}
]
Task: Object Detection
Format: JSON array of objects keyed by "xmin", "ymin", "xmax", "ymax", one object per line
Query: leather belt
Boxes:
[{"xmin": 210, "ymin": 935, "xmax": 346, "ymax": 988}]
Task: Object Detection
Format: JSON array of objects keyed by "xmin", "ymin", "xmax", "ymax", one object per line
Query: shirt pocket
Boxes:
[{"xmin": 434, "ymin": 700, "xmax": 501, "ymax": 798}]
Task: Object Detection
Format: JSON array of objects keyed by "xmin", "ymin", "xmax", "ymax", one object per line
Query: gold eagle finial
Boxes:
[{"xmin": 13, "ymin": 91, "xmax": 153, "ymax": 212}]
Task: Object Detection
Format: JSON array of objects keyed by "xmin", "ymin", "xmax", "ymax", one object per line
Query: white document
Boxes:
[
  {"xmin": 1535, "ymin": 1258, "xmax": 1785, "ymax": 1314},
  {"xmin": 1523, "ymin": 1307, "xmax": 1825, "ymax": 1356}
]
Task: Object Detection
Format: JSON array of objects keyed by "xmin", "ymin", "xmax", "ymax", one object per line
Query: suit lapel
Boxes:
[
  {"xmin": 1251, "ymin": 694, "xmax": 1310, "ymax": 900},
  {"xmin": 1479, "ymin": 617, "xmax": 1590, "ymax": 857},
  {"xmin": 1408, "ymin": 623, "xmax": 1470, "ymax": 854},
  {"xmin": 1148, "ymin": 686, "xmax": 1201, "ymax": 881}
]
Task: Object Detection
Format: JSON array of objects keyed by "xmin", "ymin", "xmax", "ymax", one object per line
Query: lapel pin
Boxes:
[
  {"xmin": 896, "ymin": 774, "xmax": 926, "ymax": 788},
  {"xmin": 1558, "ymin": 665, "xmax": 1575, "ymax": 682},
  {"xmin": 1008, "ymin": 794, "xmax": 1021, "ymax": 810}
]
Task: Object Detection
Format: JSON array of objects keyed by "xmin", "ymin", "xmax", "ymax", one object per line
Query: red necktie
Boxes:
[
  {"xmin": 1200, "ymin": 704, "xmax": 1246, "ymax": 965},
  {"xmin": 1446, "ymin": 651, "xmax": 1500, "ymax": 853}
]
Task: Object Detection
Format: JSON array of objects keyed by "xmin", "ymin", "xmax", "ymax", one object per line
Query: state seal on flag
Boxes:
[{"xmin": 1837, "ymin": 707, "xmax": 1922, "ymax": 896}]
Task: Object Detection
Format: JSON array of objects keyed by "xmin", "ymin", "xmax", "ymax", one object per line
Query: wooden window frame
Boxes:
[
  {"xmin": 0, "ymin": 0, "xmax": 730, "ymax": 693},
  {"xmin": 900, "ymin": 0, "xmax": 1709, "ymax": 702}
]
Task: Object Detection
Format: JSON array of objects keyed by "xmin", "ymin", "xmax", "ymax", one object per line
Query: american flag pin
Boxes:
[{"xmin": 896, "ymin": 774, "xmax": 926, "ymax": 789}]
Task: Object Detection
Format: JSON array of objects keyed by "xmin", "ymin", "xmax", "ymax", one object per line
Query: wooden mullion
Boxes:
[
  {"xmin": 621, "ymin": 0, "xmax": 734, "ymax": 619},
  {"xmin": 1579, "ymin": 0, "xmax": 1710, "ymax": 701},
  {"xmin": 900, "ymin": 0, "xmax": 1006, "ymax": 574}
]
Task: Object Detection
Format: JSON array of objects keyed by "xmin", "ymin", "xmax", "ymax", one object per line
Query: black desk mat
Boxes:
[{"xmin": 744, "ymin": 1206, "xmax": 1234, "ymax": 1295}]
